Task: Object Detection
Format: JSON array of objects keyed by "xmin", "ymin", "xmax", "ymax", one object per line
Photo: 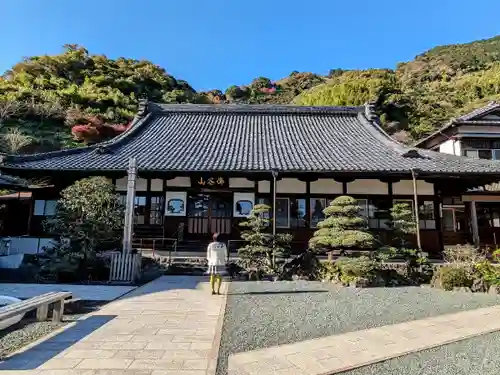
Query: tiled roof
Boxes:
[
  {"xmin": 4, "ymin": 101, "xmax": 500, "ymax": 176},
  {"xmin": 0, "ymin": 173, "xmax": 27, "ymax": 188}
]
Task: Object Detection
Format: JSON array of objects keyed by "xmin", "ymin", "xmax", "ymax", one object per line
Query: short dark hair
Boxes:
[{"xmin": 212, "ymin": 232, "xmax": 220, "ymax": 242}]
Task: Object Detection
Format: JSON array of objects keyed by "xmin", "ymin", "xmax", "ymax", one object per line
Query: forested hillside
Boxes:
[{"xmin": 2, "ymin": 36, "xmax": 500, "ymax": 153}]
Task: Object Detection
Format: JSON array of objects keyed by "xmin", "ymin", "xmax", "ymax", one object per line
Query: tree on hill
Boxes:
[
  {"xmin": 309, "ymin": 196, "xmax": 374, "ymax": 254},
  {"xmin": 0, "ymin": 44, "xmax": 202, "ymax": 150},
  {"xmin": 3, "ymin": 36, "xmax": 500, "ymax": 149}
]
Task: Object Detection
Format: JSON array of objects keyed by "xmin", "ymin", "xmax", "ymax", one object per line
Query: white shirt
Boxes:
[{"xmin": 206, "ymin": 242, "xmax": 227, "ymax": 266}]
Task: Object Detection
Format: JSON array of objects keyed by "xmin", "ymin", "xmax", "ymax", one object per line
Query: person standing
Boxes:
[{"xmin": 206, "ymin": 232, "xmax": 227, "ymax": 295}]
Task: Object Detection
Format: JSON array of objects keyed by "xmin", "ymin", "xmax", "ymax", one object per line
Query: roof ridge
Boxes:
[
  {"xmin": 357, "ymin": 111, "xmax": 409, "ymax": 154},
  {"xmin": 148, "ymin": 102, "xmax": 362, "ymax": 115},
  {"xmin": 457, "ymin": 101, "xmax": 500, "ymax": 121}
]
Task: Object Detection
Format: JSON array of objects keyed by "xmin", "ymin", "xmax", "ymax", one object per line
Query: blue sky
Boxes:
[{"xmin": 1, "ymin": 0, "xmax": 500, "ymax": 91}]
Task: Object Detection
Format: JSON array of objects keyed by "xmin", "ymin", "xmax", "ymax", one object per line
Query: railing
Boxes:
[
  {"xmin": 227, "ymin": 239, "xmax": 311, "ymax": 261},
  {"xmin": 132, "ymin": 237, "xmax": 178, "ymax": 257},
  {"xmin": 170, "ymin": 223, "xmax": 185, "ymax": 243}
]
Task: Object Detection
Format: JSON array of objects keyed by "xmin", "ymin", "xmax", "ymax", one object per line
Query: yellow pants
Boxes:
[{"xmin": 210, "ymin": 274, "xmax": 222, "ymax": 293}]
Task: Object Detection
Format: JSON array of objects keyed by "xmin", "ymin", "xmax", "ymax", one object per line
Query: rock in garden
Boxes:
[
  {"xmin": 471, "ymin": 278, "xmax": 487, "ymax": 293},
  {"xmin": 488, "ymin": 285, "xmax": 500, "ymax": 294},
  {"xmin": 372, "ymin": 275, "xmax": 386, "ymax": 287},
  {"xmin": 452, "ymin": 286, "xmax": 472, "ymax": 292},
  {"xmin": 349, "ymin": 278, "xmax": 370, "ymax": 288}
]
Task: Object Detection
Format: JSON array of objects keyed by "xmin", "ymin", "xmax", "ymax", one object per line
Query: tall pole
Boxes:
[
  {"xmin": 271, "ymin": 170, "xmax": 278, "ymax": 236},
  {"xmin": 271, "ymin": 169, "xmax": 278, "ymax": 270},
  {"xmin": 123, "ymin": 157, "xmax": 137, "ymax": 254},
  {"xmin": 411, "ymin": 168, "xmax": 422, "ymax": 251}
]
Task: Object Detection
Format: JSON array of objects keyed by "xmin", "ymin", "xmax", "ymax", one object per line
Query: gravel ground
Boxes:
[
  {"xmin": 0, "ymin": 319, "xmax": 66, "ymax": 359},
  {"xmin": 0, "ymin": 300, "xmax": 106, "ymax": 360},
  {"xmin": 216, "ymin": 281, "xmax": 500, "ymax": 375},
  {"xmin": 342, "ymin": 331, "xmax": 500, "ymax": 375}
]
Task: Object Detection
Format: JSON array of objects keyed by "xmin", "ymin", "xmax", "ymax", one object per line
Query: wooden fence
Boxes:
[{"xmin": 109, "ymin": 252, "xmax": 142, "ymax": 283}]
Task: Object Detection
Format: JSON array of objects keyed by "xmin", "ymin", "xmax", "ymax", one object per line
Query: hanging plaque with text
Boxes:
[{"xmin": 191, "ymin": 175, "xmax": 229, "ymax": 189}]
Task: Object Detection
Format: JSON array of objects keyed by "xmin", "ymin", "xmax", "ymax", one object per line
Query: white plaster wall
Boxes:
[
  {"xmin": 438, "ymin": 139, "xmax": 461, "ymax": 156},
  {"xmin": 277, "ymin": 178, "xmax": 306, "ymax": 194},
  {"xmin": 6, "ymin": 237, "xmax": 56, "ymax": 255},
  {"xmin": 115, "ymin": 177, "xmax": 127, "ymax": 191},
  {"xmin": 393, "ymin": 180, "xmax": 434, "ymax": 196},
  {"xmin": 310, "ymin": 179, "xmax": 343, "ymax": 194},
  {"xmin": 229, "ymin": 178, "xmax": 254, "ymax": 188},
  {"xmin": 258, "ymin": 181, "xmax": 270, "ymax": 193},
  {"xmin": 150, "ymin": 179, "xmax": 163, "ymax": 191},
  {"xmin": 166, "ymin": 177, "xmax": 191, "ymax": 187},
  {"xmin": 347, "ymin": 179, "xmax": 388, "ymax": 195},
  {"xmin": 115, "ymin": 177, "xmax": 147, "ymax": 191},
  {"xmin": 0, "ymin": 254, "xmax": 24, "ymax": 268}
]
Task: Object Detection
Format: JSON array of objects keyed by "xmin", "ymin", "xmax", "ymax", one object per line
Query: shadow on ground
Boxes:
[
  {"xmin": 0, "ymin": 275, "xmax": 211, "ymax": 370},
  {"xmin": 118, "ymin": 275, "xmax": 209, "ymax": 301},
  {"xmin": 0, "ymin": 315, "xmax": 115, "ymax": 370}
]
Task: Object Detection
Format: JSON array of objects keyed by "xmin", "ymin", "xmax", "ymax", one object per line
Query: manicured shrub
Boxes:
[
  {"xmin": 309, "ymin": 196, "xmax": 374, "ymax": 253},
  {"xmin": 336, "ymin": 256, "xmax": 376, "ymax": 284},
  {"xmin": 318, "ymin": 261, "xmax": 341, "ymax": 282},
  {"xmin": 435, "ymin": 266, "xmax": 472, "ymax": 291},
  {"xmin": 474, "ymin": 261, "xmax": 500, "ymax": 286}
]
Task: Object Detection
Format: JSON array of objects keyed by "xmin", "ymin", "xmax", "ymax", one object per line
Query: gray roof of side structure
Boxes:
[
  {"xmin": 414, "ymin": 102, "xmax": 500, "ymax": 149},
  {"xmin": 0, "ymin": 173, "xmax": 28, "ymax": 188},
  {"xmin": 3, "ymin": 101, "xmax": 500, "ymax": 176}
]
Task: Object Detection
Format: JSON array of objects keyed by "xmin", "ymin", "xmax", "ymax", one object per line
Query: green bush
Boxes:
[
  {"xmin": 318, "ymin": 261, "xmax": 341, "ymax": 282},
  {"xmin": 436, "ymin": 266, "xmax": 472, "ymax": 291},
  {"xmin": 336, "ymin": 256, "xmax": 376, "ymax": 284},
  {"xmin": 475, "ymin": 261, "xmax": 500, "ymax": 286}
]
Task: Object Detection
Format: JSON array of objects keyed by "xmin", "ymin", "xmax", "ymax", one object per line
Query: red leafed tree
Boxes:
[{"xmin": 69, "ymin": 111, "xmax": 129, "ymax": 144}]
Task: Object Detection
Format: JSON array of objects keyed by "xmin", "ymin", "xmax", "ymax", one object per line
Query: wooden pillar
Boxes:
[
  {"xmin": 268, "ymin": 178, "xmax": 274, "ymax": 233},
  {"xmin": 342, "ymin": 181, "xmax": 348, "ymax": 195},
  {"xmin": 411, "ymin": 169, "xmax": 422, "ymax": 251},
  {"xmin": 387, "ymin": 180, "xmax": 393, "ymax": 201},
  {"xmin": 433, "ymin": 183, "xmax": 444, "ymax": 253},
  {"xmin": 305, "ymin": 180, "xmax": 311, "ymax": 228},
  {"xmin": 470, "ymin": 200, "xmax": 480, "ymax": 247},
  {"xmin": 145, "ymin": 178, "xmax": 151, "ymax": 225},
  {"xmin": 162, "ymin": 178, "xmax": 167, "ymax": 239},
  {"xmin": 270, "ymin": 171, "xmax": 278, "ymax": 236}
]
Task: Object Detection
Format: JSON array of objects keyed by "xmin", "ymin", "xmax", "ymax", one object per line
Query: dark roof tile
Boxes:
[{"xmin": 4, "ymin": 102, "xmax": 500, "ymax": 176}]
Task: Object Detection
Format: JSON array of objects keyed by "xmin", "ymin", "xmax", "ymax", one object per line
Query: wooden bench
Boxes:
[{"xmin": 0, "ymin": 291, "xmax": 72, "ymax": 324}]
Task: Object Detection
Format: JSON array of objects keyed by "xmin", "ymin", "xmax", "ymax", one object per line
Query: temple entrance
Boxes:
[
  {"xmin": 132, "ymin": 194, "xmax": 164, "ymax": 226},
  {"xmin": 187, "ymin": 194, "xmax": 232, "ymax": 235}
]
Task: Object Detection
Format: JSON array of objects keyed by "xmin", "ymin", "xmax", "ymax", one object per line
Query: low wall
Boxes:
[
  {"xmin": 0, "ymin": 254, "xmax": 24, "ymax": 269},
  {"xmin": 2, "ymin": 237, "xmax": 55, "ymax": 255}
]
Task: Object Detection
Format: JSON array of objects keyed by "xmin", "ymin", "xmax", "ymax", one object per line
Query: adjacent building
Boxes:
[
  {"xmin": 415, "ymin": 101, "xmax": 500, "ymax": 248},
  {"xmin": 3, "ymin": 101, "xmax": 500, "ymax": 255}
]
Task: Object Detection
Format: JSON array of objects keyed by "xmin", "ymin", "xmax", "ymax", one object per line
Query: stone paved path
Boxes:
[
  {"xmin": 0, "ymin": 276, "xmax": 227, "ymax": 375},
  {"xmin": 228, "ymin": 304, "xmax": 500, "ymax": 375}
]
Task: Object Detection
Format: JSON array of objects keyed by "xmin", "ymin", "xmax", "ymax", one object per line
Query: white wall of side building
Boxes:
[{"xmin": 438, "ymin": 139, "xmax": 461, "ymax": 156}]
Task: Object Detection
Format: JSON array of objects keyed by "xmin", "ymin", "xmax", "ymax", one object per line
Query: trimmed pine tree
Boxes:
[
  {"xmin": 309, "ymin": 196, "xmax": 374, "ymax": 252},
  {"xmin": 238, "ymin": 204, "xmax": 292, "ymax": 276}
]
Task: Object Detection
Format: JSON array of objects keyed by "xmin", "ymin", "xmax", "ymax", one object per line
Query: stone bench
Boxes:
[{"xmin": 0, "ymin": 291, "xmax": 72, "ymax": 323}]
